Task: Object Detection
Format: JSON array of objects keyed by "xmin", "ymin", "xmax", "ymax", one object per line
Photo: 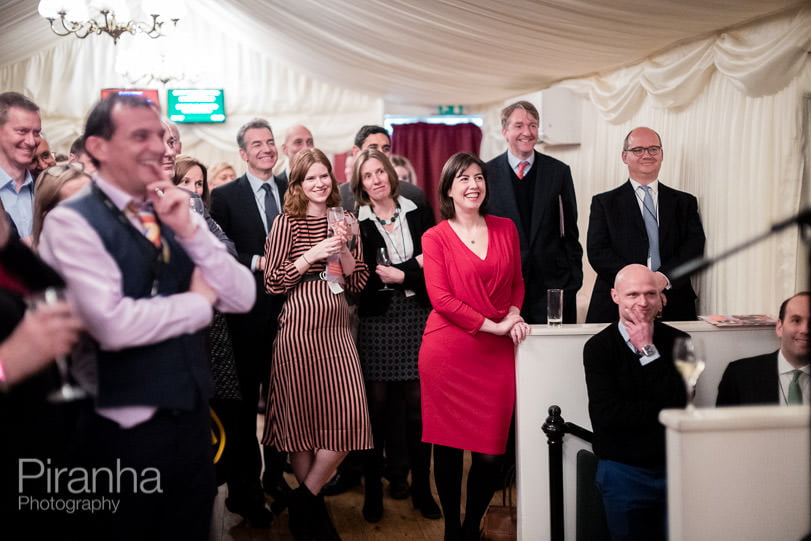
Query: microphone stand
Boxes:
[
  {"xmin": 669, "ymin": 206, "xmax": 811, "ymax": 282},
  {"xmin": 669, "ymin": 206, "xmax": 811, "ymax": 541}
]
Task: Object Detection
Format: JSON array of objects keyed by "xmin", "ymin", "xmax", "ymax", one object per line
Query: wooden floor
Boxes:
[
  {"xmin": 209, "ymin": 473, "xmax": 446, "ymax": 541},
  {"xmin": 208, "ymin": 415, "xmax": 504, "ymax": 541}
]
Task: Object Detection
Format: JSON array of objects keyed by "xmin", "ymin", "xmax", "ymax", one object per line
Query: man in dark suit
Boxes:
[
  {"xmin": 587, "ymin": 127, "xmax": 706, "ymax": 323},
  {"xmin": 340, "ymin": 125, "xmax": 426, "ymax": 211},
  {"xmin": 277, "ymin": 124, "xmax": 314, "ymax": 185},
  {"xmin": 584, "ymin": 264, "xmax": 687, "ymax": 541},
  {"xmin": 486, "ymin": 100, "xmax": 583, "ymax": 323},
  {"xmin": 209, "ymin": 118, "xmax": 288, "ymax": 525},
  {"xmin": 717, "ymin": 292, "xmax": 809, "ymax": 406}
]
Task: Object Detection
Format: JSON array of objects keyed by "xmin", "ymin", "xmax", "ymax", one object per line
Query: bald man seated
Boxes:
[{"xmin": 584, "ymin": 264, "xmax": 687, "ymax": 541}]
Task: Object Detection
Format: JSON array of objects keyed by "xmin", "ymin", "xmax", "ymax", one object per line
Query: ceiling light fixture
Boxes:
[{"xmin": 37, "ymin": 0, "xmax": 186, "ymax": 45}]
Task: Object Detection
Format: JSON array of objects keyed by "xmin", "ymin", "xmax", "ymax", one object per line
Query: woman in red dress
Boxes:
[{"xmin": 419, "ymin": 152, "xmax": 529, "ymax": 541}]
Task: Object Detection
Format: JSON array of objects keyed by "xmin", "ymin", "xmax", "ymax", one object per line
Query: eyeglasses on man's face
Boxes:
[{"xmin": 624, "ymin": 146, "xmax": 662, "ymax": 157}]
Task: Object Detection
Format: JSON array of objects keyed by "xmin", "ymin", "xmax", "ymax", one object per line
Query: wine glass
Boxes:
[
  {"xmin": 344, "ymin": 212, "xmax": 359, "ymax": 251},
  {"xmin": 327, "ymin": 206, "xmax": 345, "ymax": 235},
  {"xmin": 26, "ymin": 287, "xmax": 87, "ymax": 403},
  {"xmin": 672, "ymin": 337, "xmax": 706, "ymax": 413},
  {"xmin": 376, "ymin": 246, "xmax": 393, "ymax": 291}
]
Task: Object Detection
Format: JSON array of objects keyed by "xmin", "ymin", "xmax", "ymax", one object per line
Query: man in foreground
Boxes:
[{"xmin": 39, "ymin": 94, "xmax": 255, "ymax": 539}]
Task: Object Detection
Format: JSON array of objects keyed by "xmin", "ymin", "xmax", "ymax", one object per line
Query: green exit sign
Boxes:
[{"xmin": 438, "ymin": 105, "xmax": 464, "ymax": 115}]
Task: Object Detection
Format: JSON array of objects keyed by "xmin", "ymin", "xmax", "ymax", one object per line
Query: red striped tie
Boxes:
[
  {"xmin": 128, "ymin": 202, "xmax": 161, "ymax": 248},
  {"xmin": 517, "ymin": 161, "xmax": 529, "ymax": 179}
]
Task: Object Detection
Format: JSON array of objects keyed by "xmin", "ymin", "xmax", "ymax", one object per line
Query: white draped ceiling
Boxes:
[
  {"xmin": 0, "ymin": 0, "xmax": 809, "ymax": 317},
  {"xmin": 0, "ymin": 0, "xmax": 806, "ymax": 104}
]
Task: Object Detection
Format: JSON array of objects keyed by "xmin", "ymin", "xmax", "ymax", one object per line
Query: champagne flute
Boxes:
[
  {"xmin": 327, "ymin": 206, "xmax": 345, "ymax": 234},
  {"xmin": 26, "ymin": 287, "xmax": 87, "ymax": 403},
  {"xmin": 673, "ymin": 337, "xmax": 706, "ymax": 413},
  {"xmin": 376, "ymin": 246, "xmax": 393, "ymax": 291}
]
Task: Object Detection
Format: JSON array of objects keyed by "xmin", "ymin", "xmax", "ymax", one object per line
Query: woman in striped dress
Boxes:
[{"xmin": 262, "ymin": 148, "xmax": 371, "ymax": 540}]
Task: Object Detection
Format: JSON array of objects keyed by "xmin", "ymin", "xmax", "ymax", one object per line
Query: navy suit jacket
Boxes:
[
  {"xmin": 486, "ymin": 150, "xmax": 583, "ymax": 323},
  {"xmin": 586, "ymin": 180, "xmax": 705, "ymax": 323},
  {"xmin": 716, "ymin": 351, "xmax": 780, "ymax": 406},
  {"xmin": 210, "ymin": 174, "xmax": 287, "ymax": 271},
  {"xmin": 209, "ymin": 174, "xmax": 287, "ymax": 380}
]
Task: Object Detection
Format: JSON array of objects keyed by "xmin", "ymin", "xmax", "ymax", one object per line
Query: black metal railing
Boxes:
[{"xmin": 541, "ymin": 405, "xmax": 594, "ymax": 541}]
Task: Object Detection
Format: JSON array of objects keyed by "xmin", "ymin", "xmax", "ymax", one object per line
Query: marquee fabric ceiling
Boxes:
[{"xmin": 0, "ymin": 0, "xmax": 806, "ymax": 106}]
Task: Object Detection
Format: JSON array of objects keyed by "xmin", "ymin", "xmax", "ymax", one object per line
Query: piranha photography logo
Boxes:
[{"xmin": 18, "ymin": 458, "xmax": 162, "ymax": 514}]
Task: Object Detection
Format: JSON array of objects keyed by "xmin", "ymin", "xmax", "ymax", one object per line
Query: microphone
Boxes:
[{"xmin": 669, "ymin": 206, "xmax": 811, "ymax": 282}]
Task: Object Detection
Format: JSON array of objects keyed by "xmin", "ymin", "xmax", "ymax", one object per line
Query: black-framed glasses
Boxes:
[
  {"xmin": 36, "ymin": 151, "xmax": 55, "ymax": 161},
  {"xmin": 624, "ymin": 146, "xmax": 662, "ymax": 157}
]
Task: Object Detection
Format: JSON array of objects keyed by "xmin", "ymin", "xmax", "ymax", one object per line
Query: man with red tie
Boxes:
[{"xmin": 486, "ymin": 100, "xmax": 583, "ymax": 324}]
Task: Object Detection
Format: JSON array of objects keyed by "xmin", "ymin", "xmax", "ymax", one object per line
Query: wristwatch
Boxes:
[{"xmin": 640, "ymin": 344, "xmax": 658, "ymax": 357}]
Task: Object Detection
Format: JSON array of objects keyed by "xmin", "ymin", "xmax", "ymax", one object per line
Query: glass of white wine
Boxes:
[
  {"xmin": 26, "ymin": 287, "xmax": 87, "ymax": 403},
  {"xmin": 376, "ymin": 246, "xmax": 393, "ymax": 291},
  {"xmin": 673, "ymin": 337, "xmax": 706, "ymax": 413}
]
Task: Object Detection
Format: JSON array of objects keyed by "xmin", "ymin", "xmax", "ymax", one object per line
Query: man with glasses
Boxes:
[
  {"xmin": 29, "ymin": 136, "xmax": 57, "ymax": 180},
  {"xmin": 0, "ymin": 92, "xmax": 41, "ymax": 243},
  {"xmin": 586, "ymin": 127, "xmax": 705, "ymax": 323}
]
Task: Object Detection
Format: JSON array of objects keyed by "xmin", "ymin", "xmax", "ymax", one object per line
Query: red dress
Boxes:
[{"xmin": 419, "ymin": 215, "xmax": 524, "ymax": 454}]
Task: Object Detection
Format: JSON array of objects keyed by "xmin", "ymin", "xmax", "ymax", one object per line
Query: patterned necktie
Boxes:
[
  {"xmin": 517, "ymin": 161, "xmax": 530, "ymax": 179},
  {"xmin": 787, "ymin": 370, "xmax": 803, "ymax": 405},
  {"xmin": 640, "ymin": 185, "xmax": 661, "ymax": 270},
  {"xmin": 128, "ymin": 202, "xmax": 161, "ymax": 248},
  {"xmin": 261, "ymin": 183, "xmax": 279, "ymax": 233}
]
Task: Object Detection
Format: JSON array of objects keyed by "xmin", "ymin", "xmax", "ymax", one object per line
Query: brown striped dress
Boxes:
[{"xmin": 261, "ymin": 213, "xmax": 372, "ymax": 452}]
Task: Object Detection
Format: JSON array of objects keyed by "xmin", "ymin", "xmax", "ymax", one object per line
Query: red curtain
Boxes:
[{"xmin": 391, "ymin": 122, "xmax": 482, "ymax": 221}]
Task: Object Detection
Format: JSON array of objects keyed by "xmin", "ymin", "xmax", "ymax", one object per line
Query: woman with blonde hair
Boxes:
[
  {"xmin": 32, "ymin": 163, "xmax": 91, "ymax": 249},
  {"xmin": 390, "ymin": 154, "xmax": 418, "ymax": 185},
  {"xmin": 209, "ymin": 161, "xmax": 237, "ymax": 190}
]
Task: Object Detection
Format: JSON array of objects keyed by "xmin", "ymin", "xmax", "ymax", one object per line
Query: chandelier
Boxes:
[
  {"xmin": 37, "ymin": 0, "xmax": 187, "ymax": 45},
  {"xmin": 115, "ymin": 32, "xmax": 199, "ymax": 87}
]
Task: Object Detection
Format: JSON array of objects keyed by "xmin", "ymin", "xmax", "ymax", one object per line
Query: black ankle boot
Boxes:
[
  {"xmin": 362, "ymin": 476, "xmax": 383, "ymax": 523},
  {"xmin": 411, "ymin": 479, "xmax": 441, "ymax": 520},
  {"xmin": 288, "ymin": 485, "xmax": 317, "ymax": 541},
  {"xmin": 314, "ymin": 494, "xmax": 341, "ymax": 541}
]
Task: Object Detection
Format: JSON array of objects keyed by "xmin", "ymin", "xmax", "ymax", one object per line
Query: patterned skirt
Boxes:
[{"xmin": 357, "ymin": 292, "xmax": 429, "ymax": 382}]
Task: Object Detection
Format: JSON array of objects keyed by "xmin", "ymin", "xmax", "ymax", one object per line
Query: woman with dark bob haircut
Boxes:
[
  {"xmin": 260, "ymin": 148, "xmax": 371, "ymax": 540},
  {"xmin": 419, "ymin": 152, "xmax": 529, "ymax": 540}
]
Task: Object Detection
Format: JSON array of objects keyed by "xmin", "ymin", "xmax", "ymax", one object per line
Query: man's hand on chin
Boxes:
[
  {"xmin": 625, "ymin": 305, "xmax": 655, "ymax": 352},
  {"xmin": 148, "ymin": 181, "xmax": 197, "ymax": 239}
]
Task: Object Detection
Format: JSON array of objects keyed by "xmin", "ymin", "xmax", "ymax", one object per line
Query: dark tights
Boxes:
[
  {"xmin": 433, "ymin": 445, "xmax": 503, "ymax": 541},
  {"xmin": 364, "ymin": 380, "xmax": 431, "ymax": 486}
]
